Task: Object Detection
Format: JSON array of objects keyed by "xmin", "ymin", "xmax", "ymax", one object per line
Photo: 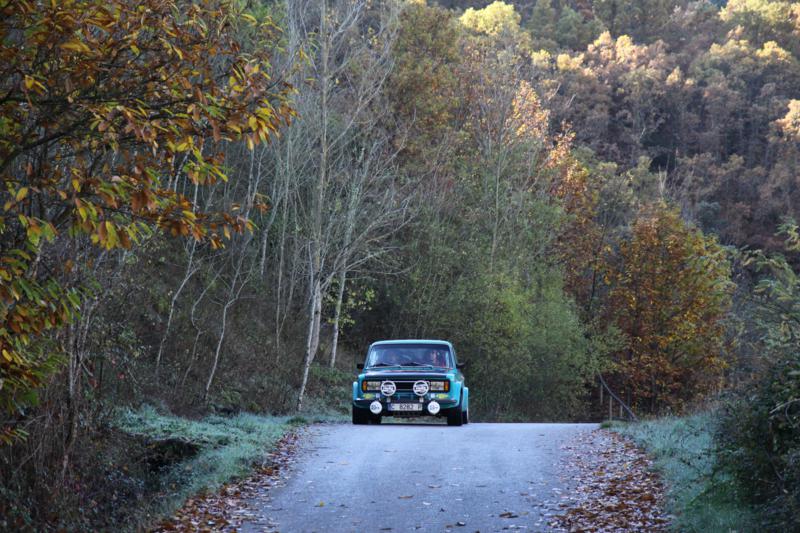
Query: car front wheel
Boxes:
[
  {"xmin": 447, "ymin": 408, "xmax": 463, "ymax": 426},
  {"xmin": 352, "ymin": 406, "xmax": 370, "ymax": 425}
]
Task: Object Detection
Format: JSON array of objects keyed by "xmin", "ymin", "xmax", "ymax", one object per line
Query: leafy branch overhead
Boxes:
[{"xmin": 0, "ymin": 0, "xmax": 294, "ymax": 442}]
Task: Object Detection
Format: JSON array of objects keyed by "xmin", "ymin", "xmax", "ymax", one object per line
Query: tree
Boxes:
[
  {"xmin": 0, "ymin": 0, "xmax": 293, "ymax": 442},
  {"xmin": 721, "ymin": 0, "xmax": 800, "ymax": 54},
  {"xmin": 387, "ymin": 0, "xmax": 463, "ymax": 173},
  {"xmin": 593, "ymin": 0, "xmax": 682, "ymax": 43},
  {"xmin": 604, "ymin": 205, "xmax": 733, "ymax": 412},
  {"xmin": 276, "ymin": 0, "xmax": 408, "ymax": 411},
  {"xmin": 527, "ymin": 0, "xmax": 558, "ymax": 49},
  {"xmin": 554, "ymin": 6, "xmax": 605, "ymax": 51},
  {"xmin": 461, "ymin": 1, "xmax": 523, "ymax": 37}
]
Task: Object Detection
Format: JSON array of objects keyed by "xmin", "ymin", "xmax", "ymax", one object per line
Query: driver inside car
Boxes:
[{"xmin": 430, "ymin": 349, "xmax": 447, "ymax": 367}]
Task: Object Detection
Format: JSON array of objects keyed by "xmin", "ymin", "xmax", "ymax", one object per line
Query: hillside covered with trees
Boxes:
[{"xmin": 1, "ymin": 0, "xmax": 799, "ymax": 529}]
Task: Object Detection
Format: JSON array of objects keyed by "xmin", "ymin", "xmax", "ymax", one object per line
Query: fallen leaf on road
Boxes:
[{"xmin": 550, "ymin": 429, "xmax": 670, "ymax": 532}]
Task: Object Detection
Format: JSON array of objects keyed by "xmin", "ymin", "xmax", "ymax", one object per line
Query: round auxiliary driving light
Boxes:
[
  {"xmin": 413, "ymin": 380, "xmax": 429, "ymax": 397},
  {"xmin": 380, "ymin": 381, "xmax": 396, "ymax": 396},
  {"xmin": 427, "ymin": 401, "xmax": 440, "ymax": 415},
  {"xmin": 370, "ymin": 401, "xmax": 383, "ymax": 415}
]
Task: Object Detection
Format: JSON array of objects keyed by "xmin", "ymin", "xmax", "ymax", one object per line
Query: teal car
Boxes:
[{"xmin": 352, "ymin": 340, "xmax": 469, "ymax": 426}]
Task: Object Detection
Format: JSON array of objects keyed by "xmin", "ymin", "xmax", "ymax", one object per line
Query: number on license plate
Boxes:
[{"xmin": 389, "ymin": 403, "xmax": 422, "ymax": 411}]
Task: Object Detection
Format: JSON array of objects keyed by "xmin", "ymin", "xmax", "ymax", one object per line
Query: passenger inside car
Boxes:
[{"xmin": 431, "ymin": 349, "xmax": 447, "ymax": 367}]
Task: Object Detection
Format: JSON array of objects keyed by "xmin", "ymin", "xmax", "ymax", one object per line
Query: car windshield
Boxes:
[{"xmin": 366, "ymin": 344, "xmax": 452, "ymax": 368}]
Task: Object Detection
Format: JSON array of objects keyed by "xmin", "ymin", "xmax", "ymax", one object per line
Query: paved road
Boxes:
[{"xmin": 242, "ymin": 422, "xmax": 597, "ymax": 533}]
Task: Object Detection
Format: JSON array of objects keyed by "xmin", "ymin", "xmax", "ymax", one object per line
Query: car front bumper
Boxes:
[{"xmin": 353, "ymin": 393, "xmax": 459, "ymax": 416}]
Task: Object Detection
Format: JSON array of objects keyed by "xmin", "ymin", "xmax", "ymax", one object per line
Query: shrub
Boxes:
[
  {"xmin": 716, "ymin": 223, "xmax": 800, "ymax": 530},
  {"xmin": 716, "ymin": 351, "xmax": 800, "ymax": 530}
]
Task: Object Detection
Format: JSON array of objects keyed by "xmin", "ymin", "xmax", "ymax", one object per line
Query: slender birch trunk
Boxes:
[
  {"xmin": 329, "ymin": 268, "xmax": 346, "ymax": 368},
  {"xmin": 297, "ymin": 0, "xmax": 329, "ymax": 412}
]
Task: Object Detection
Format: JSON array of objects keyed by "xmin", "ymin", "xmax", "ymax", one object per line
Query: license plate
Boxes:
[{"xmin": 389, "ymin": 403, "xmax": 422, "ymax": 412}]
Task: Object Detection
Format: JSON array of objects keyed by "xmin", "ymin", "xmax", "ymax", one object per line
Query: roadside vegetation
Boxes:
[
  {"xmin": 616, "ymin": 230, "xmax": 800, "ymax": 532},
  {"xmin": 114, "ymin": 408, "xmax": 300, "ymax": 530},
  {"xmin": 2, "ymin": 0, "xmax": 799, "ymax": 529},
  {"xmin": 2, "ymin": 406, "xmax": 345, "ymax": 531},
  {"xmin": 615, "ymin": 414, "xmax": 758, "ymax": 532},
  {"xmin": 118, "ymin": 407, "xmax": 346, "ymax": 527}
]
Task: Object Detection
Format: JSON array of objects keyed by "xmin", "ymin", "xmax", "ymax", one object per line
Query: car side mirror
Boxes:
[
  {"xmin": 456, "ymin": 362, "xmax": 467, "ymax": 370},
  {"xmin": 356, "ymin": 363, "xmax": 364, "ymax": 369}
]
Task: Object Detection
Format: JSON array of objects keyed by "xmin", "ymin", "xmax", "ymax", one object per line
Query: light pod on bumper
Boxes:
[
  {"xmin": 413, "ymin": 380, "xmax": 429, "ymax": 396},
  {"xmin": 427, "ymin": 401, "xmax": 440, "ymax": 415},
  {"xmin": 380, "ymin": 381, "xmax": 396, "ymax": 396},
  {"xmin": 370, "ymin": 401, "xmax": 383, "ymax": 415}
]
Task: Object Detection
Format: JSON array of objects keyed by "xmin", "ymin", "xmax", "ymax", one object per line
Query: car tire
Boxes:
[
  {"xmin": 352, "ymin": 407, "xmax": 369, "ymax": 425},
  {"xmin": 462, "ymin": 409, "xmax": 469, "ymax": 425},
  {"xmin": 447, "ymin": 408, "xmax": 463, "ymax": 426}
]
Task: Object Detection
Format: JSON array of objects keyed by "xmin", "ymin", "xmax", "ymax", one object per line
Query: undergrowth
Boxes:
[
  {"xmin": 613, "ymin": 412, "xmax": 758, "ymax": 533},
  {"xmin": 114, "ymin": 406, "xmax": 346, "ymax": 530}
]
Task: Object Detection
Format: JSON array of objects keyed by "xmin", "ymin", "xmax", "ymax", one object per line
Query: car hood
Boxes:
[{"xmin": 361, "ymin": 368, "xmax": 453, "ymax": 380}]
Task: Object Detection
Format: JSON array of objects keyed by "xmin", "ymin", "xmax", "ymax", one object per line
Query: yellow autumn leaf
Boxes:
[
  {"xmin": 60, "ymin": 40, "xmax": 91, "ymax": 53},
  {"xmin": 105, "ymin": 221, "xmax": 118, "ymax": 248}
]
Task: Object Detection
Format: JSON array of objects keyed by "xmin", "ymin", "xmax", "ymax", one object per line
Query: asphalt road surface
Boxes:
[{"xmin": 242, "ymin": 421, "xmax": 597, "ymax": 533}]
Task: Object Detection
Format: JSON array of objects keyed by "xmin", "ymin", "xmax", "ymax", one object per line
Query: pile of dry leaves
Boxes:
[
  {"xmin": 152, "ymin": 432, "xmax": 299, "ymax": 532},
  {"xmin": 551, "ymin": 429, "xmax": 671, "ymax": 532}
]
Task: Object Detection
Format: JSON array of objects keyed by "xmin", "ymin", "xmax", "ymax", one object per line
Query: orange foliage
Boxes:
[
  {"xmin": 552, "ymin": 156, "xmax": 604, "ymax": 314},
  {"xmin": 604, "ymin": 205, "xmax": 733, "ymax": 412}
]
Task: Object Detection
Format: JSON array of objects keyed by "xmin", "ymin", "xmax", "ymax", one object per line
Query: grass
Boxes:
[
  {"xmin": 612, "ymin": 412, "xmax": 758, "ymax": 533},
  {"xmin": 115, "ymin": 405, "xmax": 347, "ymax": 529}
]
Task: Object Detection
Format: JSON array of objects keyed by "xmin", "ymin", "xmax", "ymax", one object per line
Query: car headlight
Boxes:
[
  {"xmin": 362, "ymin": 380, "xmax": 382, "ymax": 392},
  {"xmin": 429, "ymin": 381, "xmax": 449, "ymax": 392}
]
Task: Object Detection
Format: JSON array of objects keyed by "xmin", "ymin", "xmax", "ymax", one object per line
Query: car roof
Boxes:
[{"xmin": 369, "ymin": 339, "xmax": 453, "ymax": 349}]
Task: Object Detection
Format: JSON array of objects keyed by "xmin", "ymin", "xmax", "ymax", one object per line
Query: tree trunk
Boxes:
[
  {"xmin": 203, "ymin": 298, "xmax": 231, "ymax": 404},
  {"xmin": 329, "ymin": 269, "xmax": 347, "ymax": 368},
  {"xmin": 156, "ymin": 241, "xmax": 196, "ymax": 378},
  {"xmin": 156, "ymin": 185, "xmax": 199, "ymax": 377},
  {"xmin": 297, "ymin": 0, "xmax": 329, "ymax": 412},
  {"xmin": 297, "ymin": 277, "xmax": 322, "ymax": 411}
]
